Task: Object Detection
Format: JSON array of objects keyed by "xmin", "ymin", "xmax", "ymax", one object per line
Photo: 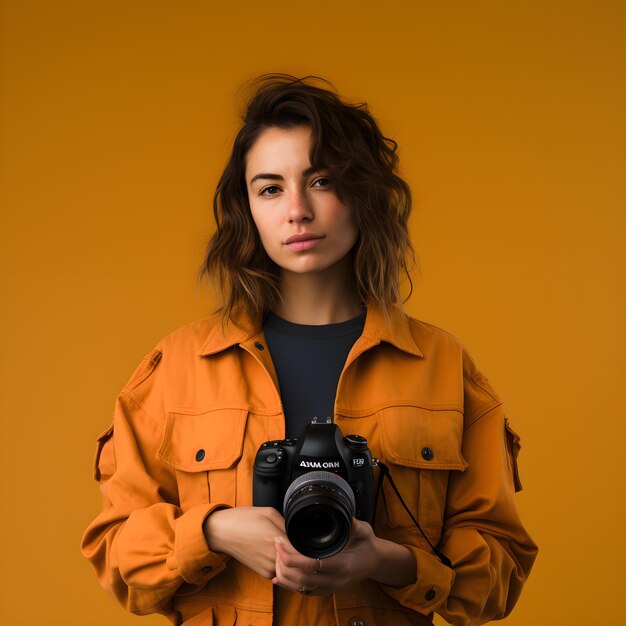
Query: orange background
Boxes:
[{"xmin": 1, "ymin": 1, "xmax": 624, "ymax": 625}]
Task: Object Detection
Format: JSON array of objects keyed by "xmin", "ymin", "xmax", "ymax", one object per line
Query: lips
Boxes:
[
  {"xmin": 284, "ymin": 233, "xmax": 324, "ymax": 244},
  {"xmin": 284, "ymin": 233, "xmax": 325, "ymax": 252}
]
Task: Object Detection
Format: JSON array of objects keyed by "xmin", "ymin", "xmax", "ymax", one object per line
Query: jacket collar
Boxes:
[
  {"xmin": 359, "ymin": 302, "xmax": 423, "ymax": 358},
  {"xmin": 198, "ymin": 312, "xmax": 262, "ymax": 356},
  {"xmin": 198, "ymin": 300, "xmax": 423, "ymax": 358}
]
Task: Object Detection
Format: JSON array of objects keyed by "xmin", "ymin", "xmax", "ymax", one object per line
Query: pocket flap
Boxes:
[
  {"xmin": 504, "ymin": 416, "xmax": 523, "ymax": 492},
  {"xmin": 378, "ymin": 406, "xmax": 468, "ymax": 470},
  {"xmin": 157, "ymin": 406, "xmax": 248, "ymax": 472},
  {"xmin": 93, "ymin": 423, "xmax": 115, "ymax": 481}
]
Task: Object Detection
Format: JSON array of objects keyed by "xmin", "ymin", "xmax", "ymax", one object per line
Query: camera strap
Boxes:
[{"xmin": 374, "ymin": 462, "xmax": 452, "ymax": 569}]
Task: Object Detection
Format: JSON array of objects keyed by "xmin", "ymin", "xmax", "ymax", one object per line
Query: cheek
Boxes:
[
  {"xmin": 257, "ymin": 230, "xmax": 276, "ymax": 256},
  {"xmin": 249, "ymin": 209, "xmax": 277, "ymax": 255},
  {"xmin": 249, "ymin": 206, "xmax": 269, "ymax": 236},
  {"xmin": 340, "ymin": 208, "xmax": 359, "ymax": 246},
  {"xmin": 255, "ymin": 221, "xmax": 274, "ymax": 245}
]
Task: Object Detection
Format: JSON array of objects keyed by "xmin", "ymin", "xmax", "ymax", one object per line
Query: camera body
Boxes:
[{"xmin": 253, "ymin": 417, "xmax": 375, "ymax": 558}]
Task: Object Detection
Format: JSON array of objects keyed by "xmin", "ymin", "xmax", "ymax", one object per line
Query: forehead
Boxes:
[{"xmin": 245, "ymin": 125, "xmax": 312, "ymax": 173}]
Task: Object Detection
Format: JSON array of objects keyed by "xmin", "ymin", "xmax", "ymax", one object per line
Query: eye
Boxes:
[
  {"xmin": 260, "ymin": 185, "xmax": 281, "ymax": 197},
  {"xmin": 312, "ymin": 177, "xmax": 331, "ymax": 188}
]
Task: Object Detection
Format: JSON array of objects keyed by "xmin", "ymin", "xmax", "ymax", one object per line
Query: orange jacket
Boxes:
[{"xmin": 81, "ymin": 303, "xmax": 537, "ymax": 626}]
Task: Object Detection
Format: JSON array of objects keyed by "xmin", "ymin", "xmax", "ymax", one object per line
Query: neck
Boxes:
[{"xmin": 274, "ymin": 259, "xmax": 362, "ymax": 325}]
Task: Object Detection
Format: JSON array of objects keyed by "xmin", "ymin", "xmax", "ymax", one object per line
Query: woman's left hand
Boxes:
[{"xmin": 272, "ymin": 517, "xmax": 379, "ymax": 596}]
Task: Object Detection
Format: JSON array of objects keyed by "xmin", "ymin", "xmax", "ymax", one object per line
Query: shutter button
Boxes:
[
  {"xmin": 254, "ymin": 341, "xmax": 265, "ymax": 351},
  {"xmin": 421, "ymin": 447, "xmax": 434, "ymax": 461},
  {"xmin": 425, "ymin": 587, "xmax": 437, "ymax": 601},
  {"xmin": 195, "ymin": 449, "xmax": 205, "ymax": 462}
]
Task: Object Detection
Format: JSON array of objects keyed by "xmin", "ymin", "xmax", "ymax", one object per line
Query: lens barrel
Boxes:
[{"xmin": 283, "ymin": 471, "xmax": 356, "ymax": 558}]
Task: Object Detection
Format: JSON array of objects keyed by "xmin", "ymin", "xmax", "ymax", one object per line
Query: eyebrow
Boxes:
[{"xmin": 249, "ymin": 166, "xmax": 320, "ymax": 186}]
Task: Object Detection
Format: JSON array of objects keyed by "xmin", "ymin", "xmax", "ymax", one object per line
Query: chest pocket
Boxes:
[
  {"xmin": 157, "ymin": 406, "xmax": 249, "ymax": 511},
  {"xmin": 377, "ymin": 406, "xmax": 468, "ymax": 539}
]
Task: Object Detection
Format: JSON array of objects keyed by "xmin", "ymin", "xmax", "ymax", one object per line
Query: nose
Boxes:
[{"xmin": 287, "ymin": 189, "xmax": 314, "ymax": 223}]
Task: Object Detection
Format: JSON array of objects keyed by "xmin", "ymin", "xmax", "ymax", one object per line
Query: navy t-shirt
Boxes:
[{"xmin": 263, "ymin": 310, "xmax": 366, "ymax": 439}]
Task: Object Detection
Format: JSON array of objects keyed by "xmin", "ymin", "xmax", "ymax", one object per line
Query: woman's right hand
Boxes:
[{"xmin": 203, "ymin": 506, "xmax": 287, "ymax": 579}]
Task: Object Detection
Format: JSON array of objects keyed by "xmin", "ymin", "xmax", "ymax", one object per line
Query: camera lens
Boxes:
[{"xmin": 283, "ymin": 471, "xmax": 356, "ymax": 558}]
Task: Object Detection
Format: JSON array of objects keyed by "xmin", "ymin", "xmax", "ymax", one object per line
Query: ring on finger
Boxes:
[
  {"xmin": 298, "ymin": 585, "xmax": 311, "ymax": 595},
  {"xmin": 313, "ymin": 558, "xmax": 322, "ymax": 575}
]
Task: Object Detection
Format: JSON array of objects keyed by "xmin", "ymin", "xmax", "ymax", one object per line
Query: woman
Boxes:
[{"xmin": 81, "ymin": 74, "xmax": 538, "ymax": 626}]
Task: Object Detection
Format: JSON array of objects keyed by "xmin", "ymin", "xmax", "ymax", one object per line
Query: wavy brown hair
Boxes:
[{"xmin": 199, "ymin": 73, "xmax": 415, "ymax": 326}]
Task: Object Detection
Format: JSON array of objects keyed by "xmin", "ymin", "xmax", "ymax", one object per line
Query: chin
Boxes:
[{"xmin": 283, "ymin": 260, "xmax": 349, "ymax": 276}]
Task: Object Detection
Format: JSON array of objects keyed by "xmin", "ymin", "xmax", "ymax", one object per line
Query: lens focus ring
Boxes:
[{"xmin": 283, "ymin": 471, "xmax": 356, "ymax": 559}]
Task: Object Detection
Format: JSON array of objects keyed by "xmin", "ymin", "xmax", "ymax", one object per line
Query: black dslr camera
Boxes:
[{"xmin": 252, "ymin": 418, "xmax": 375, "ymax": 558}]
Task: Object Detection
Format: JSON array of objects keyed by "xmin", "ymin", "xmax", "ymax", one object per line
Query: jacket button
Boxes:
[
  {"xmin": 349, "ymin": 619, "xmax": 364, "ymax": 626},
  {"xmin": 195, "ymin": 449, "xmax": 205, "ymax": 462},
  {"xmin": 254, "ymin": 341, "xmax": 265, "ymax": 351},
  {"xmin": 425, "ymin": 587, "xmax": 437, "ymax": 601},
  {"xmin": 202, "ymin": 565, "xmax": 212, "ymax": 573},
  {"xmin": 421, "ymin": 447, "xmax": 434, "ymax": 461}
]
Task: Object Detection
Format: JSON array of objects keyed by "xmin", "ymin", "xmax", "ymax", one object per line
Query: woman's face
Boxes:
[{"xmin": 245, "ymin": 125, "xmax": 359, "ymax": 278}]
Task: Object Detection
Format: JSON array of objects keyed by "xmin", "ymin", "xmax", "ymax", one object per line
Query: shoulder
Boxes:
[
  {"xmin": 119, "ymin": 313, "xmax": 222, "ymax": 405},
  {"xmin": 403, "ymin": 314, "xmax": 472, "ymax": 376},
  {"xmin": 406, "ymin": 315, "xmax": 466, "ymax": 357},
  {"xmin": 405, "ymin": 314, "xmax": 487, "ymax": 373},
  {"xmin": 405, "ymin": 313, "xmax": 503, "ymax": 424},
  {"xmin": 156, "ymin": 313, "xmax": 223, "ymax": 356}
]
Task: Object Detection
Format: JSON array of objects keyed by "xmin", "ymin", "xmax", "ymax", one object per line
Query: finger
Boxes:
[
  {"xmin": 274, "ymin": 552, "xmax": 309, "ymax": 592},
  {"xmin": 275, "ymin": 535, "xmax": 296, "ymax": 552},
  {"xmin": 274, "ymin": 537, "xmax": 299, "ymax": 560},
  {"xmin": 274, "ymin": 541, "xmax": 307, "ymax": 579},
  {"xmin": 273, "ymin": 573, "xmax": 330, "ymax": 597},
  {"xmin": 347, "ymin": 517, "xmax": 366, "ymax": 539},
  {"xmin": 274, "ymin": 542, "xmax": 327, "ymax": 585},
  {"xmin": 263, "ymin": 507, "xmax": 287, "ymax": 532},
  {"xmin": 273, "ymin": 576, "xmax": 330, "ymax": 597},
  {"xmin": 275, "ymin": 550, "xmax": 339, "ymax": 595},
  {"xmin": 274, "ymin": 536, "xmax": 314, "ymax": 564},
  {"xmin": 274, "ymin": 556, "xmax": 337, "ymax": 597},
  {"xmin": 275, "ymin": 539, "xmax": 319, "ymax": 572}
]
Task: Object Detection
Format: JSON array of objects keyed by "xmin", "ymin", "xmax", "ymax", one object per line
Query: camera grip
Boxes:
[{"xmin": 252, "ymin": 446, "xmax": 289, "ymax": 511}]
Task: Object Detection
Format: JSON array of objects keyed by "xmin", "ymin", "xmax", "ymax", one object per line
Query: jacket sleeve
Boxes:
[
  {"xmin": 381, "ymin": 353, "xmax": 538, "ymax": 625},
  {"xmin": 80, "ymin": 349, "xmax": 229, "ymax": 618}
]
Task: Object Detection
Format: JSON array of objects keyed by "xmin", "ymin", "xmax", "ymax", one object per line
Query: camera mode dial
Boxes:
[{"xmin": 345, "ymin": 434, "xmax": 368, "ymax": 450}]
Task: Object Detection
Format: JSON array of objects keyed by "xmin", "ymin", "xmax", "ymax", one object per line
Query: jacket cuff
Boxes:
[
  {"xmin": 380, "ymin": 545, "xmax": 455, "ymax": 615},
  {"xmin": 168, "ymin": 503, "xmax": 230, "ymax": 586}
]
